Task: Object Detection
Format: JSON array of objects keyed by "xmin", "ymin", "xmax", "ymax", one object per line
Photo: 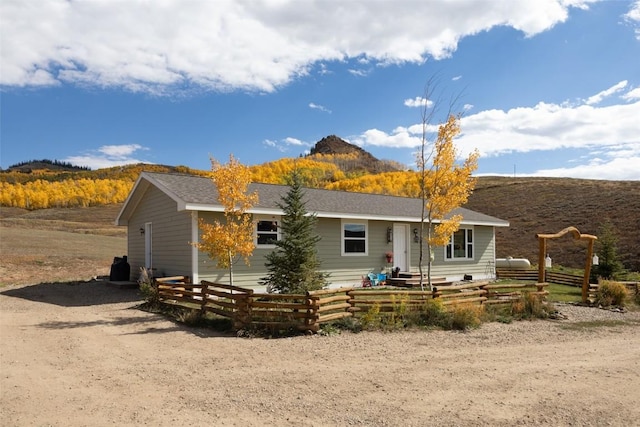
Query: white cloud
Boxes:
[
  {"xmin": 452, "ymin": 75, "xmax": 462, "ymax": 81},
  {"xmin": 456, "ymin": 100, "xmax": 639, "ymax": 159},
  {"xmin": 622, "ymin": 87, "xmax": 640, "ymax": 101},
  {"xmin": 263, "ymin": 139, "xmax": 287, "ymax": 152},
  {"xmin": 0, "ymin": 0, "xmax": 596, "ymax": 93},
  {"xmin": 64, "ymin": 144, "xmax": 150, "ymax": 169},
  {"xmin": 283, "ymin": 137, "xmax": 308, "ymax": 146},
  {"xmin": 348, "ymin": 69, "xmax": 369, "ymax": 77},
  {"xmin": 354, "ymin": 128, "xmax": 421, "ymax": 149},
  {"xmin": 309, "ymin": 102, "xmax": 331, "ymax": 113},
  {"xmin": 527, "ymin": 155, "xmax": 640, "ymax": 180},
  {"xmin": 625, "ymin": 0, "xmax": 640, "ymax": 40},
  {"xmin": 584, "ymin": 80, "xmax": 627, "ymax": 105},
  {"xmin": 263, "ymin": 137, "xmax": 310, "ymax": 153},
  {"xmin": 353, "ymin": 83, "xmax": 640, "ymax": 180},
  {"xmin": 403, "ymin": 96, "xmax": 434, "ymax": 108}
]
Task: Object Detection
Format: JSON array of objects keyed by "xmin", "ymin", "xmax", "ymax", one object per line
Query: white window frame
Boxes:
[
  {"xmin": 341, "ymin": 219, "xmax": 368, "ymax": 256},
  {"xmin": 254, "ymin": 215, "xmax": 281, "ymax": 248},
  {"xmin": 445, "ymin": 227, "xmax": 474, "ymax": 261}
]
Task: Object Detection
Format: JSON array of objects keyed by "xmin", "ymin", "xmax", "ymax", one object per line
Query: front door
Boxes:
[{"xmin": 393, "ymin": 224, "xmax": 409, "ymax": 272}]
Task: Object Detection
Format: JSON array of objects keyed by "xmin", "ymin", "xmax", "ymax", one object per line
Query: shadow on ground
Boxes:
[
  {"xmin": 2, "ymin": 280, "xmax": 235, "ymax": 338},
  {"xmin": 1, "ymin": 280, "xmax": 142, "ymax": 307},
  {"xmin": 34, "ymin": 312, "xmax": 230, "ymax": 338}
]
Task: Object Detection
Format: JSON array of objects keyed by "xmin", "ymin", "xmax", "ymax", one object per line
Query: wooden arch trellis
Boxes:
[{"xmin": 536, "ymin": 226, "xmax": 597, "ymax": 303}]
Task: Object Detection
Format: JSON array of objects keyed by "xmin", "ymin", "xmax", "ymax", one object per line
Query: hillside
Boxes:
[
  {"xmin": 465, "ymin": 177, "xmax": 640, "ymax": 272},
  {"xmin": 4, "ymin": 159, "xmax": 90, "ymax": 173},
  {"xmin": 307, "ymin": 135, "xmax": 405, "ymax": 174},
  {"xmin": 3, "ymin": 142, "xmax": 639, "ymax": 272}
]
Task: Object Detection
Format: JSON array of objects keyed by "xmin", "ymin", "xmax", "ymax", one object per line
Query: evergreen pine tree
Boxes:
[
  {"xmin": 593, "ymin": 220, "xmax": 623, "ymax": 280},
  {"xmin": 261, "ymin": 170, "xmax": 328, "ymax": 293}
]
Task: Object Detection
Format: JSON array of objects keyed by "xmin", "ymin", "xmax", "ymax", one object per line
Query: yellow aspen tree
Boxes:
[
  {"xmin": 193, "ymin": 154, "xmax": 258, "ymax": 285},
  {"xmin": 417, "ymin": 114, "xmax": 479, "ymax": 290}
]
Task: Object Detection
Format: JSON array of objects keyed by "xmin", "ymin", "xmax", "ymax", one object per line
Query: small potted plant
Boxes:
[{"xmin": 385, "ymin": 251, "xmax": 393, "ymax": 263}]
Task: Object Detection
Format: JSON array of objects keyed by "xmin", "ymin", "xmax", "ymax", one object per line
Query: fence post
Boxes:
[
  {"xmin": 233, "ymin": 291, "xmax": 252, "ymax": 331},
  {"xmin": 306, "ymin": 292, "xmax": 319, "ymax": 333},
  {"xmin": 200, "ymin": 281, "xmax": 208, "ymax": 316},
  {"xmin": 347, "ymin": 290, "xmax": 355, "ymax": 314}
]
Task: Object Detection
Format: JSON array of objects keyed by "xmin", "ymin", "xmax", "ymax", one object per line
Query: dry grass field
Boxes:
[
  {"xmin": 0, "ymin": 205, "xmax": 126, "ymax": 286},
  {"xmin": 1, "ymin": 203, "xmax": 640, "ymax": 426},
  {"xmin": 467, "ymin": 177, "xmax": 640, "ymax": 272}
]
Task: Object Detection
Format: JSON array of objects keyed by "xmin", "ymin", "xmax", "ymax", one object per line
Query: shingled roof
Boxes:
[{"xmin": 117, "ymin": 172, "xmax": 509, "ymax": 227}]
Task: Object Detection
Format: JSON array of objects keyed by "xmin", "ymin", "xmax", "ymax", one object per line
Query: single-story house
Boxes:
[{"xmin": 116, "ymin": 171, "xmax": 509, "ymax": 288}]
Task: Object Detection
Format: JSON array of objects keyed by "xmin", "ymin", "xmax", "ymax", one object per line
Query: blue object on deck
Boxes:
[{"xmin": 367, "ymin": 273, "xmax": 378, "ymax": 286}]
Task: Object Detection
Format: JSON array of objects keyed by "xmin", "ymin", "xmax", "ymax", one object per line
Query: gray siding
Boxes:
[
  {"xmin": 127, "ymin": 185, "xmax": 193, "ymax": 280},
  {"xmin": 315, "ymin": 218, "xmax": 394, "ymax": 286},
  {"xmin": 195, "ymin": 215, "xmax": 496, "ymax": 289},
  {"xmin": 196, "ymin": 212, "xmax": 267, "ymax": 287},
  {"xmin": 409, "ymin": 225, "xmax": 496, "ymax": 281}
]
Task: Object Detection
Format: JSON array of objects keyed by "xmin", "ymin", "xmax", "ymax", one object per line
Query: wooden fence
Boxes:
[
  {"xmin": 155, "ymin": 277, "xmax": 548, "ymax": 333},
  {"xmin": 496, "ymin": 269, "xmax": 584, "ymax": 287}
]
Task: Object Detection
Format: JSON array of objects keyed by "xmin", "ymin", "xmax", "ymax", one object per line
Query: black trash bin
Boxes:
[{"xmin": 109, "ymin": 255, "xmax": 131, "ymax": 281}]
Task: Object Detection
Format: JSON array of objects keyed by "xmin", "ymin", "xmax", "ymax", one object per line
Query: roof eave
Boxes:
[{"xmin": 183, "ymin": 204, "xmax": 509, "ymax": 226}]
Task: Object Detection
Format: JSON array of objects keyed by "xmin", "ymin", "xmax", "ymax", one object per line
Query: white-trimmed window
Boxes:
[
  {"xmin": 342, "ymin": 220, "xmax": 368, "ymax": 256},
  {"xmin": 445, "ymin": 228, "xmax": 473, "ymax": 260},
  {"xmin": 255, "ymin": 216, "xmax": 281, "ymax": 247}
]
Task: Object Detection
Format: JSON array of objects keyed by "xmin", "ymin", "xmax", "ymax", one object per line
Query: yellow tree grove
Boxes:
[
  {"xmin": 324, "ymin": 170, "xmax": 419, "ymax": 196},
  {"xmin": 194, "ymin": 155, "xmax": 258, "ymax": 285},
  {"xmin": 418, "ymin": 114, "xmax": 479, "ymax": 289},
  {"xmin": 0, "ymin": 179, "xmax": 133, "ymax": 209},
  {"xmin": 250, "ymin": 157, "xmax": 345, "ymax": 187}
]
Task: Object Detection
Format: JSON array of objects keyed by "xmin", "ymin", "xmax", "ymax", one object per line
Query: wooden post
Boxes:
[
  {"xmin": 200, "ymin": 281, "xmax": 208, "ymax": 315},
  {"xmin": 536, "ymin": 227, "xmax": 597, "ymax": 304},
  {"xmin": 582, "ymin": 239, "xmax": 595, "ymax": 304},
  {"xmin": 538, "ymin": 237, "xmax": 546, "ymax": 284},
  {"xmin": 347, "ymin": 290, "xmax": 356, "ymax": 314},
  {"xmin": 305, "ymin": 292, "xmax": 315, "ymax": 333},
  {"xmin": 233, "ymin": 294, "xmax": 251, "ymax": 331}
]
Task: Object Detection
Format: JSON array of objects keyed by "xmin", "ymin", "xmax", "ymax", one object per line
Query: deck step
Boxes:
[{"xmin": 387, "ymin": 275, "xmax": 451, "ymax": 288}]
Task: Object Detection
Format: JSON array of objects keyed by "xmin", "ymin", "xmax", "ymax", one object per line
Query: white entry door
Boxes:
[
  {"xmin": 144, "ymin": 222, "xmax": 153, "ymax": 270},
  {"xmin": 393, "ymin": 224, "xmax": 409, "ymax": 272}
]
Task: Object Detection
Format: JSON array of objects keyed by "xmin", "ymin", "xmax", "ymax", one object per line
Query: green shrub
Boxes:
[
  {"xmin": 176, "ymin": 309, "xmax": 203, "ymax": 326},
  {"xmin": 137, "ymin": 267, "xmax": 160, "ymax": 306},
  {"xmin": 385, "ymin": 294, "xmax": 409, "ymax": 330},
  {"xmin": 418, "ymin": 298, "xmax": 448, "ymax": 327},
  {"xmin": 360, "ymin": 303, "xmax": 381, "ymax": 330},
  {"xmin": 482, "ymin": 304, "xmax": 513, "ymax": 324},
  {"xmin": 446, "ymin": 303, "xmax": 483, "ymax": 331},
  {"xmin": 594, "ymin": 280, "xmax": 629, "ymax": 307},
  {"xmin": 511, "ymin": 292, "xmax": 554, "ymax": 319},
  {"xmin": 321, "ymin": 316, "xmax": 362, "ymax": 334},
  {"xmin": 417, "ymin": 299, "xmax": 483, "ymax": 330}
]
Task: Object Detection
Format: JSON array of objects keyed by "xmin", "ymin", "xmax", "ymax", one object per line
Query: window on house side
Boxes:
[
  {"xmin": 445, "ymin": 228, "xmax": 473, "ymax": 260},
  {"xmin": 255, "ymin": 218, "xmax": 280, "ymax": 246},
  {"xmin": 342, "ymin": 221, "xmax": 367, "ymax": 255}
]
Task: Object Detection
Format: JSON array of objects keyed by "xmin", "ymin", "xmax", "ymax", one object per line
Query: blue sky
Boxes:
[{"xmin": 1, "ymin": 0, "xmax": 639, "ymax": 180}]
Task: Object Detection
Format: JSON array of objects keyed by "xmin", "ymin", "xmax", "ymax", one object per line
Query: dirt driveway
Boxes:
[{"xmin": 1, "ymin": 280, "xmax": 639, "ymax": 426}]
